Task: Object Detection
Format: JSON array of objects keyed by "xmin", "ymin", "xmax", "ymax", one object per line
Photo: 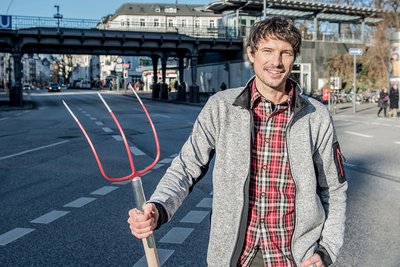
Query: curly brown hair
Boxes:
[{"xmin": 246, "ymin": 17, "xmax": 302, "ymax": 58}]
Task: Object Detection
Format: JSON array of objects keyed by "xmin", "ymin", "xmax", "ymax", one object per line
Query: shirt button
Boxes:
[
  {"xmin": 260, "ymin": 192, "xmax": 266, "ymax": 198},
  {"xmin": 264, "ymin": 138, "xmax": 270, "ymax": 144},
  {"xmin": 262, "ymin": 165, "xmax": 267, "ymax": 170},
  {"xmin": 260, "ymin": 219, "xmax": 265, "ymax": 224}
]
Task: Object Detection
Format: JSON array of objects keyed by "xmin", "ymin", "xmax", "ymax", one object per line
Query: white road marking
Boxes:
[
  {"xmin": 169, "ymin": 153, "xmax": 178, "ymax": 158},
  {"xmin": 90, "ymin": 117, "xmax": 96, "ymax": 120},
  {"xmin": 153, "ymin": 113, "xmax": 171, "ymax": 119},
  {"xmin": 0, "ymin": 140, "xmax": 69, "ymax": 161},
  {"xmin": 344, "ymin": 131, "xmax": 373, "ymax": 138},
  {"xmin": 90, "ymin": 186, "xmax": 119, "ymax": 196},
  {"xmin": 180, "ymin": 210, "xmax": 210, "ymax": 224},
  {"xmin": 196, "ymin": 198, "xmax": 213, "ymax": 208},
  {"xmin": 30, "ymin": 210, "xmax": 70, "ymax": 224},
  {"xmin": 394, "ymin": 141, "xmax": 400, "ymax": 145},
  {"xmin": 159, "ymin": 227, "xmax": 194, "ymax": 244},
  {"xmin": 112, "ymin": 180, "xmax": 131, "ymax": 185},
  {"xmin": 130, "ymin": 146, "xmax": 146, "ymax": 156},
  {"xmin": 152, "ymin": 163, "xmax": 164, "ymax": 170},
  {"xmin": 95, "ymin": 121, "xmax": 104, "ymax": 126},
  {"xmin": 0, "ymin": 228, "xmax": 35, "ymax": 246},
  {"xmin": 159, "ymin": 158, "xmax": 173, "ymax": 164},
  {"xmin": 63, "ymin": 197, "xmax": 96, "ymax": 208},
  {"xmin": 112, "ymin": 135, "xmax": 123, "ymax": 141},
  {"xmin": 133, "ymin": 249, "xmax": 174, "ymax": 267},
  {"xmin": 0, "ymin": 117, "xmax": 9, "ymax": 121},
  {"xmin": 102, "ymin": 127, "xmax": 113, "ymax": 133}
]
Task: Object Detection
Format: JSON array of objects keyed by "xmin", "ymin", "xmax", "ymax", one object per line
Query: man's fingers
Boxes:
[{"xmin": 301, "ymin": 254, "xmax": 324, "ymax": 267}]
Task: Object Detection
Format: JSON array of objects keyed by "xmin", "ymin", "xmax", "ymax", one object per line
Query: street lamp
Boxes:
[{"xmin": 54, "ymin": 5, "xmax": 63, "ymax": 33}]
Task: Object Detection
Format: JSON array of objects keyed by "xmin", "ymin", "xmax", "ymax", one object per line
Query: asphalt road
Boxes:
[{"xmin": 0, "ymin": 90, "xmax": 399, "ymax": 266}]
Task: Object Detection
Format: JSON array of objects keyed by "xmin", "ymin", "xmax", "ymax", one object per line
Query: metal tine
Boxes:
[
  {"xmin": 128, "ymin": 84, "xmax": 160, "ymax": 177},
  {"xmin": 62, "ymin": 88, "xmax": 160, "ymax": 182},
  {"xmin": 63, "ymin": 98, "xmax": 136, "ymax": 182}
]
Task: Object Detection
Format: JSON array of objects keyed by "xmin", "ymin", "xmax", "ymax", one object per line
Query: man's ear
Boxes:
[{"xmin": 247, "ymin": 47, "xmax": 255, "ymax": 64}]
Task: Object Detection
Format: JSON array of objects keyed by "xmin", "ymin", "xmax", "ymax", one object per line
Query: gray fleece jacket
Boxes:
[{"xmin": 149, "ymin": 77, "xmax": 347, "ymax": 267}]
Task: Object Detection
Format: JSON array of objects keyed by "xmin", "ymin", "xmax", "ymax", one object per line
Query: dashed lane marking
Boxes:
[
  {"xmin": 196, "ymin": 198, "xmax": 213, "ymax": 208},
  {"xmin": 159, "ymin": 227, "xmax": 194, "ymax": 244},
  {"xmin": 395, "ymin": 141, "xmax": 400, "ymax": 145},
  {"xmin": 152, "ymin": 163, "xmax": 164, "ymax": 170},
  {"xmin": 133, "ymin": 249, "xmax": 175, "ymax": 267},
  {"xmin": 95, "ymin": 121, "xmax": 104, "ymax": 126},
  {"xmin": 112, "ymin": 135, "xmax": 123, "ymax": 141},
  {"xmin": 180, "ymin": 211, "xmax": 210, "ymax": 224},
  {"xmin": 344, "ymin": 131, "xmax": 373, "ymax": 138},
  {"xmin": 30, "ymin": 210, "xmax": 70, "ymax": 224},
  {"xmin": 90, "ymin": 186, "xmax": 119, "ymax": 196},
  {"xmin": 102, "ymin": 127, "xmax": 113, "ymax": 133},
  {"xmin": 159, "ymin": 158, "xmax": 173, "ymax": 164},
  {"xmin": 130, "ymin": 146, "xmax": 145, "ymax": 156},
  {"xmin": 63, "ymin": 197, "xmax": 96, "ymax": 208},
  {"xmin": 0, "ymin": 228, "xmax": 35, "ymax": 246}
]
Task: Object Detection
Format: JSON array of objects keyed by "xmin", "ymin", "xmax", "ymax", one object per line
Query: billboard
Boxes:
[{"xmin": 390, "ymin": 32, "xmax": 400, "ymax": 77}]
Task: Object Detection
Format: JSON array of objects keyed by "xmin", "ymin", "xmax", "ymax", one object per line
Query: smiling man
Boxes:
[{"xmin": 128, "ymin": 17, "xmax": 348, "ymax": 267}]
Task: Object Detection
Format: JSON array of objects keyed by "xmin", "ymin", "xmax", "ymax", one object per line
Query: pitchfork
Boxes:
[{"xmin": 63, "ymin": 84, "xmax": 161, "ymax": 267}]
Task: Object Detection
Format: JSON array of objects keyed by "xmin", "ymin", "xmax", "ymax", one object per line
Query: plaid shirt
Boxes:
[{"xmin": 238, "ymin": 81, "xmax": 296, "ymax": 267}]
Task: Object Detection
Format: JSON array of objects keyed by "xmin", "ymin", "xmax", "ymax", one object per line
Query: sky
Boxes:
[{"xmin": 0, "ymin": 0, "xmax": 211, "ymax": 20}]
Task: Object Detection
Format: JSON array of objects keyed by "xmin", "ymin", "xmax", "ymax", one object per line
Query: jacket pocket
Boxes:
[{"xmin": 333, "ymin": 141, "xmax": 346, "ymax": 183}]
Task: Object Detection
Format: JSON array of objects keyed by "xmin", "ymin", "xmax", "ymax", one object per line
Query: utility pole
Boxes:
[{"xmin": 349, "ymin": 48, "xmax": 363, "ymax": 113}]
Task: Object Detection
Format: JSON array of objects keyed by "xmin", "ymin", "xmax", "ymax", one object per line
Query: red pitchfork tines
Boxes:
[{"xmin": 62, "ymin": 85, "xmax": 160, "ymax": 182}]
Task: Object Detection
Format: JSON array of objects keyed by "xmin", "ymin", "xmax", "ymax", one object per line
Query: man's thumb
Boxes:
[{"xmin": 142, "ymin": 203, "xmax": 154, "ymax": 216}]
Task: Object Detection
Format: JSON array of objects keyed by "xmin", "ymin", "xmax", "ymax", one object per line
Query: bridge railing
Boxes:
[{"xmin": 3, "ymin": 15, "xmax": 371, "ymax": 43}]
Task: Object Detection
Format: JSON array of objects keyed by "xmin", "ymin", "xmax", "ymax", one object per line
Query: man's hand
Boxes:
[
  {"xmin": 127, "ymin": 203, "xmax": 159, "ymax": 239},
  {"xmin": 301, "ymin": 253, "xmax": 325, "ymax": 267}
]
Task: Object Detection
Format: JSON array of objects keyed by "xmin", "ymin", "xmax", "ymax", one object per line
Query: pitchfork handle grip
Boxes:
[{"xmin": 132, "ymin": 178, "xmax": 160, "ymax": 267}]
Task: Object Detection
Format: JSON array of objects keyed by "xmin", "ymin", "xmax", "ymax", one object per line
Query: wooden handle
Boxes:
[
  {"xmin": 142, "ymin": 236, "xmax": 160, "ymax": 267},
  {"xmin": 132, "ymin": 178, "xmax": 160, "ymax": 267}
]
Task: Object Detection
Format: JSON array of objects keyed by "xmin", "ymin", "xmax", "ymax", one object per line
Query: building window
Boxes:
[
  {"xmin": 182, "ymin": 19, "xmax": 187, "ymax": 28},
  {"xmin": 195, "ymin": 19, "xmax": 200, "ymax": 28},
  {"xmin": 209, "ymin": 20, "xmax": 215, "ymax": 29},
  {"xmin": 154, "ymin": 19, "xmax": 159, "ymax": 27},
  {"xmin": 168, "ymin": 19, "xmax": 174, "ymax": 27},
  {"xmin": 140, "ymin": 19, "xmax": 145, "ymax": 27}
]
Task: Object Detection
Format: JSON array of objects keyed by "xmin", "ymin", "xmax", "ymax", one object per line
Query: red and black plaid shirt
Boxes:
[{"xmin": 238, "ymin": 81, "xmax": 296, "ymax": 267}]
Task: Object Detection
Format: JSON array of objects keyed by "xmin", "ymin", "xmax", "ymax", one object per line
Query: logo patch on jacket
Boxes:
[{"xmin": 333, "ymin": 142, "xmax": 346, "ymax": 183}]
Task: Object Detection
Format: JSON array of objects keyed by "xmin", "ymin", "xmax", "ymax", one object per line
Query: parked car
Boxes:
[
  {"xmin": 23, "ymin": 83, "xmax": 33, "ymax": 90},
  {"xmin": 76, "ymin": 80, "xmax": 91, "ymax": 89},
  {"xmin": 48, "ymin": 82, "xmax": 61, "ymax": 92}
]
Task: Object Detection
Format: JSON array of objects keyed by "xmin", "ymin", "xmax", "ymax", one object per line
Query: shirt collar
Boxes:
[{"xmin": 250, "ymin": 80, "xmax": 294, "ymax": 110}]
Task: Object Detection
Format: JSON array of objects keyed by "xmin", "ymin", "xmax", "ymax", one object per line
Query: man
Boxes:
[
  {"xmin": 128, "ymin": 17, "xmax": 347, "ymax": 267},
  {"xmin": 388, "ymin": 81, "xmax": 399, "ymax": 118}
]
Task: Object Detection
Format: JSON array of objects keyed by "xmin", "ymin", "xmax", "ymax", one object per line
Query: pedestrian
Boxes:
[
  {"xmin": 128, "ymin": 17, "xmax": 347, "ymax": 267},
  {"xmin": 220, "ymin": 81, "xmax": 227, "ymax": 91},
  {"xmin": 377, "ymin": 87, "xmax": 389, "ymax": 117},
  {"xmin": 388, "ymin": 82, "xmax": 399, "ymax": 118}
]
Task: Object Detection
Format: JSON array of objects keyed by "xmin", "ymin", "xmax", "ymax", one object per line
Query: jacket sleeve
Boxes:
[
  {"xmin": 314, "ymin": 115, "xmax": 348, "ymax": 265},
  {"xmin": 148, "ymin": 96, "xmax": 218, "ymax": 224}
]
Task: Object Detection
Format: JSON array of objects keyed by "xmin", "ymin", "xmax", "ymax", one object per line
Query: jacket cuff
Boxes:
[
  {"xmin": 149, "ymin": 202, "xmax": 168, "ymax": 230},
  {"xmin": 315, "ymin": 245, "xmax": 333, "ymax": 266}
]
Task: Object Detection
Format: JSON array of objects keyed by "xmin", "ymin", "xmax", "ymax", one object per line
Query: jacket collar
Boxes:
[{"xmin": 233, "ymin": 76, "xmax": 308, "ymax": 114}]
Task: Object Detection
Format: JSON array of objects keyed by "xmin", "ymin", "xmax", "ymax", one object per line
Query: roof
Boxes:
[
  {"xmin": 113, "ymin": 3, "xmax": 221, "ymax": 18},
  {"xmin": 201, "ymin": 0, "xmax": 394, "ymax": 25}
]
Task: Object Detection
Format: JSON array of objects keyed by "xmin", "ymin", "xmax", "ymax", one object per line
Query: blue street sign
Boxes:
[
  {"xmin": 349, "ymin": 48, "xmax": 363, "ymax": 56},
  {"xmin": 0, "ymin": 15, "xmax": 12, "ymax": 29}
]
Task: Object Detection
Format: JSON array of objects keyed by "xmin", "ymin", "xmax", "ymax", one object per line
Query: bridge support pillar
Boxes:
[
  {"xmin": 151, "ymin": 55, "xmax": 160, "ymax": 99},
  {"xmin": 176, "ymin": 56, "xmax": 186, "ymax": 101},
  {"xmin": 10, "ymin": 52, "xmax": 23, "ymax": 107},
  {"xmin": 189, "ymin": 55, "xmax": 199, "ymax": 103},
  {"xmin": 160, "ymin": 55, "xmax": 168, "ymax": 100}
]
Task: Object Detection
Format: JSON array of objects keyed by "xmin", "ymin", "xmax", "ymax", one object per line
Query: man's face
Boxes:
[{"xmin": 247, "ymin": 37, "xmax": 295, "ymax": 92}]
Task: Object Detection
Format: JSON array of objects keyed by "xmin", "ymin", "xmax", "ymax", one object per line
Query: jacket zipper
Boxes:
[
  {"xmin": 285, "ymin": 102, "xmax": 309, "ymax": 267},
  {"xmin": 230, "ymin": 108, "xmax": 253, "ymax": 266}
]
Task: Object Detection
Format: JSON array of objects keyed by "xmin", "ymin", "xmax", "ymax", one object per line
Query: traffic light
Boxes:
[{"xmin": 356, "ymin": 63, "xmax": 362, "ymax": 73}]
